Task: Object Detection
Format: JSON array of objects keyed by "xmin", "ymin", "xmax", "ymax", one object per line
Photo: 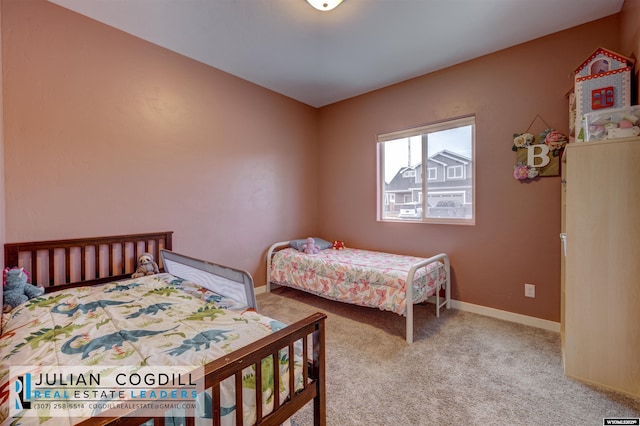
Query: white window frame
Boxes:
[{"xmin": 377, "ymin": 115, "xmax": 476, "ymax": 225}]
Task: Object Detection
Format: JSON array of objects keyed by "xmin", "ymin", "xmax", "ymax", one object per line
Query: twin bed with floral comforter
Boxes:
[
  {"xmin": 266, "ymin": 243, "xmax": 450, "ymax": 344},
  {"xmin": 1, "ymin": 273, "xmax": 304, "ymax": 425}
]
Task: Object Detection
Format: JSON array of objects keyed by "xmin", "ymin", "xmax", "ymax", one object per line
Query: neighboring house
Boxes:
[{"xmin": 384, "ymin": 150, "xmax": 472, "ymax": 215}]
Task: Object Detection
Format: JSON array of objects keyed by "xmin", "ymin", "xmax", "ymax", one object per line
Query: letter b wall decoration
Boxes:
[
  {"xmin": 512, "ymin": 116, "xmax": 568, "ymax": 179},
  {"xmin": 516, "ymin": 144, "xmax": 560, "ymax": 176},
  {"xmin": 517, "ymin": 143, "xmax": 561, "ymax": 176},
  {"xmin": 527, "ymin": 144, "xmax": 551, "ymax": 168}
]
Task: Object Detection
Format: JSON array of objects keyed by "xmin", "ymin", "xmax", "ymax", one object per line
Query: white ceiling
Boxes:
[{"xmin": 49, "ymin": 0, "xmax": 624, "ymax": 108}]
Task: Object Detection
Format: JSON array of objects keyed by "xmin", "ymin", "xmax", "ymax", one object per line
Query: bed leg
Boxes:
[
  {"xmin": 406, "ymin": 303, "xmax": 414, "ymax": 344},
  {"xmin": 266, "ymin": 255, "xmax": 272, "ymax": 293},
  {"xmin": 266, "ymin": 241, "xmax": 290, "ymax": 293},
  {"xmin": 436, "ymin": 255, "xmax": 451, "ymax": 316},
  {"xmin": 436, "ymin": 284, "xmax": 441, "ymax": 318},
  {"xmin": 444, "ymin": 255, "xmax": 451, "ymax": 309}
]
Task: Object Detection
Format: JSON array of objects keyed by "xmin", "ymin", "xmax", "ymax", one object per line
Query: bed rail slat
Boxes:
[
  {"xmin": 65, "ymin": 247, "xmax": 71, "ymax": 283},
  {"xmin": 121, "ymin": 242, "xmax": 127, "ymax": 274},
  {"xmin": 235, "ymin": 372, "xmax": 243, "ymax": 425},
  {"xmin": 273, "ymin": 350, "xmax": 280, "ymax": 410},
  {"xmin": 93, "ymin": 244, "xmax": 99, "ymax": 280},
  {"xmin": 134, "ymin": 243, "xmax": 139, "ymax": 271},
  {"xmin": 288, "ymin": 342, "xmax": 295, "ymax": 404},
  {"xmin": 255, "ymin": 358, "xmax": 263, "ymax": 422},
  {"xmin": 109, "ymin": 244, "xmax": 115, "ymax": 275},
  {"xmin": 302, "ymin": 334, "xmax": 309, "ymax": 386},
  {"xmin": 48, "ymin": 248, "xmax": 55, "ymax": 287},
  {"xmin": 212, "ymin": 383, "xmax": 221, "ymax": 426},
  {"xmin": 29, "ymin": 249, "xmax": 37, "ymax": 285},
  {"xmin": 80, "ymin": 246, "xmax": 86, "ymax": 281},
  {"xmin": 5, "ymin": 245, "xmax": 18, "ymax": 269}
]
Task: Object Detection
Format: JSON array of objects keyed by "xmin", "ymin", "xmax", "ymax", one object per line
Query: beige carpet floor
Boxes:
[{"xmin": 256, "ymin": 287, "xmax": 640, "ymax": 426}]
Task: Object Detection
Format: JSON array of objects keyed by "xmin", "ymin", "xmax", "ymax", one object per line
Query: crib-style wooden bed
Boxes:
[
  {"xmin": 266, "ymin": 240, "xmax": 450, "ymax": 344},
  {"xmin": 2, "ymin": 232, "xmax": 326, "ymax": 426}
]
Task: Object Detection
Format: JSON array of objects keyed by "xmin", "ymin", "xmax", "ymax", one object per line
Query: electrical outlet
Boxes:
[{"xmin": 524, "ymin": 283, "xmax": 535, "ymax": 298}]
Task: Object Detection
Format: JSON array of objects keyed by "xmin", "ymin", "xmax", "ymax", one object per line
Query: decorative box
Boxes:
[{"xmin": 584, "ymin": 105, "xmax": 640, "ymax": 141}]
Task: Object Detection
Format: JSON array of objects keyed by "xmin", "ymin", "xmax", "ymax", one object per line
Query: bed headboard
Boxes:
[{"xmin": 4, "ymin": 231, "xmax": 173, "ymax": 292}]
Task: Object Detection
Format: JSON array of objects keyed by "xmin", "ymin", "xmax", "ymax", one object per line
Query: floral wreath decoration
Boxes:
[{"xmin": 512, "ymin": 128, "xmax": 568, "ymax": 180}]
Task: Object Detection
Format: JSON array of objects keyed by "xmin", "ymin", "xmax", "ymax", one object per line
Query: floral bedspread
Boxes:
[
  {"xmin": 270, "ymin": 248, "xmax": 446, "ymax": 316},
  {"xmin": 0, "ymin": 273, "xmax": 300, "ymax": 425}
]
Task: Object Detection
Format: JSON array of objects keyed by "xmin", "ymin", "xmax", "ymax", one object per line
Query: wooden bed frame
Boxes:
[
  {"xmin": 266, "ymin": 241, "xmax": 450, "ymax": 344},
  {"xmin": 3, "ymin": 232, "xmax": 326, "ymax": 426}
]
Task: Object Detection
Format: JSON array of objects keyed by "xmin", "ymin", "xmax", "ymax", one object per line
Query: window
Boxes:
[
  {"xmin": 377, "ymin": 115, "xmax": 475, "ymax": 224},
  {"xmin": 591, "ymin": 86, "xmax": 614, "ymax": 109},
  {"xmin": 447, "ymin": 165, "xmax": 464, "ymax": 179},
  {"xmin": 428, "ymin": 168, "xmax": 437, "ymax": 180}
]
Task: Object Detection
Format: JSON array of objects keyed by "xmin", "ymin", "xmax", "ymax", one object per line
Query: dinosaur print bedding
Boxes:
[
  {"xmin": 0, "ymin": 273, "xmax": 301, "ymax": 425},
  {"xmin": 270, "ymin": 247, "xmax": 447, "ymax": 316}
]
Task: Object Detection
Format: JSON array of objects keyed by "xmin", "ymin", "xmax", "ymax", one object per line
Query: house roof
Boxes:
[
  {"xmin": 574, "ymin": 47, "xmax": 635, "ymax": 75},
  {"xmin": 430, "ymin": 150, "xmax": 471, "ymax": 165}
]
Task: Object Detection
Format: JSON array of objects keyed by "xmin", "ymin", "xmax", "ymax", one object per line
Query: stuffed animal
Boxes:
[
  {"xmin": 332, "ymin": 240, "xmax": 346, "ymax": 250},
  {"xmin": 3, "ymin": 267, "xmax": 45, "ymax": 312},
  {"xmin": 302, "ymin": 237, "xmax": 320, "ymax": 255},
  {"xmin": 131, "ymin": 253, "xmax": 160, "ymax": 278}
]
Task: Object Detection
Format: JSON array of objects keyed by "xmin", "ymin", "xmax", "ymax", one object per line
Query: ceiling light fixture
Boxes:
[{"xmin": 306, "ymin": 0, "xmax": 344, "ymax": 12}]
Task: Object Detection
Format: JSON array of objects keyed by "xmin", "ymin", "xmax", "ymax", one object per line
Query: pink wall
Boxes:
[
  {"xmin": 316, "ymin": 16, "xmax": 621, "ymax": 322},
  {"xmin": 1, "ymin": 0, "xmax": 318, "ymax": 281},
  {"xmin": 2, "ymin": 0, "xmax": 637, "ymax": 322}
]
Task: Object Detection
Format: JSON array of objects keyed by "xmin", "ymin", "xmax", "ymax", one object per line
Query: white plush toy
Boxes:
[{"xmin": 131, "ymin": 253, "xmax": 160, "ymax": 278}]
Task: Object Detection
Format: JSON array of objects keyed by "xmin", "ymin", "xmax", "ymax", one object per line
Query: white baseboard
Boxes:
[
  {"xmin": 451, "ymin": 300, "xmax": 560, "ymax": 333},
  {"xmin": 255, "ymin": 285, "xmax": 560, "ymax": 333}
]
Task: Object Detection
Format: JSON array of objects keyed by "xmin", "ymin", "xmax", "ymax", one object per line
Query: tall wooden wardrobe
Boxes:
[{"xmin": 561, "ymin": 136, "xmax": 640, "ymax": 398}]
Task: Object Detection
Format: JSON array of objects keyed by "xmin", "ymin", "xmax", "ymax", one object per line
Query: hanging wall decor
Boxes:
[{"xmin": 512, "ymin": 115, "xmax": 568, "ymax": 180}]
